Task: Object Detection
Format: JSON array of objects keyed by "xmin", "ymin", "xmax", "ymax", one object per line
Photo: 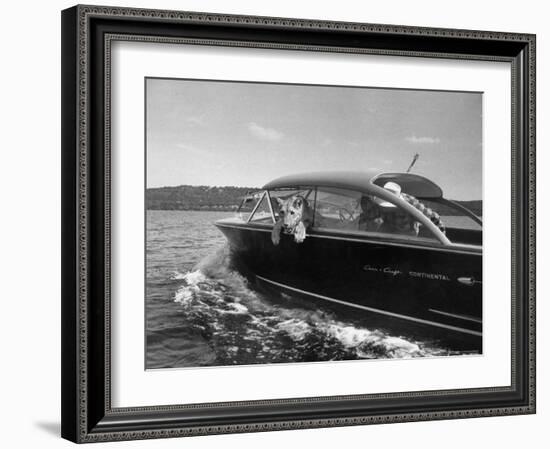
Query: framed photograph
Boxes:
[{"xmin": 61, "ymin": 4, "xmax": 536, "ymax": 443}]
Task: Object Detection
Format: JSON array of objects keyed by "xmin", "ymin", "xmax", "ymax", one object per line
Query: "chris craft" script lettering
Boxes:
[{"xmin": 362, "ymin": 265, "xmax": 451, "ymax": 281}]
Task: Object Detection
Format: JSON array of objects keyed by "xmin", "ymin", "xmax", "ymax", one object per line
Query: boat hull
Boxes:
[{"xmin": 215, "ymin": 219, "xmax": 482, "ymax": 345}]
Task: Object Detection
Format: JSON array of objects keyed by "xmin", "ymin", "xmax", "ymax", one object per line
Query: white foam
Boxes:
[
  {"xmin": 325, "ymin": 325, "xmax": 374, "ymax": 348},
  {"xmin": 173, "ymin": 270, "xmax": 208, "ymax": 304},
  {"xmin": 169, "ymin": 260, "xmax": 444, "ymax": 362},
  {"xmin": 173, "ymin": 286, "xmax": 195, "ymax": 304},
  {"xmin": 384, "ymin": 336, "xmax": 420, "ymax": 352},
  {"xmin": 183, "ymin": 270, "xmax": 207, "ymax": 285},
  {"xmin": 276, "ymin": 319, "xmax": 311, "ymax": 340},
  {"xmin": 226, "ymin": 302, "xmax": 249, "ymax": 314}
]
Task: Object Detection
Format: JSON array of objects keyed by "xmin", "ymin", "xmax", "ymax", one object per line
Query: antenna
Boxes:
[{"xmin": 406, "ymin": 153, "xmax": 419, "ymax": 173}]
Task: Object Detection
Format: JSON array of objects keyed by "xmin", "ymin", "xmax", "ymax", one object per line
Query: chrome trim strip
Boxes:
[
  {"xmin": 246, "ymin": 191, "xmax": 267, "ymax": 223},
  {"xmin": 309, "ymin": 231, "xmax": 481, "ymax": 255},
  {"xmin": 215, "ymin": 222, "xmax": 481, "ymax": 255},
  {"xmin": 428, "ymin": 309, "xmax": 483, "ymax": 324},
  {"xmin": 265, "ymin": 190, "xmax": 276, "ymax": 224},
  {"xmin": 256, "ymin": 275, "xmax": 482, "ymax": 337}
]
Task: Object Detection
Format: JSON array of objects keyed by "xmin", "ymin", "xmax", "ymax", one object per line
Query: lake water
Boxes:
[{"xmin": 146, "ymin": 210, "xmax": 476, "ymax": 369}]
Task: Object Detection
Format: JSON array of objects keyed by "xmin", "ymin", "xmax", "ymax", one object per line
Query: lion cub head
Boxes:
[{"xmin": 271, "ymin": 195, "xmax": 312, "ymax": 245}]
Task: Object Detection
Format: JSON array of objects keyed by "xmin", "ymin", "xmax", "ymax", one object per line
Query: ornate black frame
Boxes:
[{"xmin": 61, "ymin": 4, "xmax": 536, "ymax": 443}]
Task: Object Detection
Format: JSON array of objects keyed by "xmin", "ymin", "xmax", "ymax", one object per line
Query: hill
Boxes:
[
  {"xmin": 146, "ymin": 185, "xmax": 254, "ymax": 211},
  {"xmin": 146, "ymin": 184, "xmax": 482, "ymax": 216}
]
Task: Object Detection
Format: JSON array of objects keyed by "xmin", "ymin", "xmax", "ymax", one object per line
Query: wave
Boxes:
[{"xmin": 166, "ymin": 245, "xmax": 452, "ymax": 365}]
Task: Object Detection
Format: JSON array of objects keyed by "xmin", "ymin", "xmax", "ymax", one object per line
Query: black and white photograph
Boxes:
[
  {"xmin": 56, "ymin": 3, "xmax": 537, "ymax": 445},
  {"xmin": 145, "ymin": 78, "xmax": 483, "ymax": 369}
]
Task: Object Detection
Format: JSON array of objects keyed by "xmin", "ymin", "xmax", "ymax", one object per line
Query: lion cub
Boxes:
[{"xmin": 271, "ymin": 195, "xmax": 314, "ymax": 245}]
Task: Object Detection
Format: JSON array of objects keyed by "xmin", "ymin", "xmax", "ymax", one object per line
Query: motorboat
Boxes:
[{"xmin": 215, "ymin": 171, "xmax": 482, "ymax": 342}]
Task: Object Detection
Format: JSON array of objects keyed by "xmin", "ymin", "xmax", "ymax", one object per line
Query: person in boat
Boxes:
[
  {"xmin": 374, "ymin": 181, "xmax": 446, "ymax": 236},
  {"xmin": 375, "ymin": 182, "xmax": 420, "ymax": 236},
  {"xmin": 357, "ymin": 195, "xmax": 383, "ymax": 231},
  {"xmin": 401, "ymin": 191, "xmax": 446, "ymax": 234}
]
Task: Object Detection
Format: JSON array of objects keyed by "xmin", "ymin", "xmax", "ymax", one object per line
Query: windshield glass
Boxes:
[
  {"xmin": 414, "ymin": 199, "xmax": 482, "ymax": 245},
  {"xmin": 418, "ymin": 199, "xmax": 482, "ymax": 231},
  {"xmin": 248, "ymin": 192, "xmax": 274, "ymax": 223},
  {"xmin": 237, "ymin": 191, "xmax": 264, "ymax": 221},
  {"xmin": 314, "ymin": 187, "xmax": 439, "ymax": 242},
  {"xmin": 261, "ymin": 185, "xmax": 480, "ymax": 246},
  {"xmin": 268, "ymin": 188, "xmax": 313, "ymax": 220}
]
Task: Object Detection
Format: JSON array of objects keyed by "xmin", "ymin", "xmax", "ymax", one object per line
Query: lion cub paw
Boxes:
[
  {"xmin": 271, "ymin": 221, "xmax": 282, "ymax": 245},
  {"xmin": 294, "ymin": 222, "xmax": 307, "ymax": 243}
]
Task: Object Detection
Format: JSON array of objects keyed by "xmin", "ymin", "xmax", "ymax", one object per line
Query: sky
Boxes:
[{"xmin": 146, "ymin": 78, "xmax": 482, "ymax": 200}]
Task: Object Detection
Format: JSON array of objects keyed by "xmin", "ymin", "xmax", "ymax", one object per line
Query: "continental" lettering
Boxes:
[{"xmin": 408, "ymin": 271, "xmax": 451, "ymax": 281}]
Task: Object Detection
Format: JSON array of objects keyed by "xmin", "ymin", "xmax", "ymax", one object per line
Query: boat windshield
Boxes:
[
  {"xmin": 312, "ymin": 187, "xmax": 440, "ymax": 242},
  {"xmin": 415, "ymin": 199, "xmax": 482, "ymax": 230},
  {"xmin": 246, "ymin": 185, "xmax": 480, "ymax": 246},
  {"xmin": 269, "ymin": 188, "xmax": 313, "ymax": 221},
  {"xmin": 239, "ymin": 188, "xmax": 313, "ymax": 223},
  {"xmin": 237, "ymin": 191, "xmax": 265, "ymax": 221},
  {"xmin": 413, "ymin": 198, "xmax": 482, "ymax": 245}
]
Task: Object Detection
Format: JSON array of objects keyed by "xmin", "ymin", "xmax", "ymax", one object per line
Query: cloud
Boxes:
[
  {"xmin": 247, "ymin": 122, "xmax": 284, "ymax": 141},
  {"xmin": 175, "ymin": 143, "xmax": 205, "ymax": 156},
  {"xmin": 176, "ymin": 143, "xmax": 196, "ymax": 150},
  {"xmin": 185, "ymin": 116, "xmax": 205, "ymax": 126},
  {"xmin": 405, "ymin": 135, "xmax": 441, "ymax": 144}
]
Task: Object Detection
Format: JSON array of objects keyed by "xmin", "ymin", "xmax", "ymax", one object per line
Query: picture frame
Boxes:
[{"xmin": 61, "ymin": 4, "xmax": 536, "ymax": 443}]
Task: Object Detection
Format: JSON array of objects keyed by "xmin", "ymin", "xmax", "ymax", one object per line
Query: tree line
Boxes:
[
  {"xmin": 146, "ymin": 184, "xmax": 482, "ymax": 216},
  {"xmin": 146, "ymin": 185, "xmax": 254, "ymax": 211}
]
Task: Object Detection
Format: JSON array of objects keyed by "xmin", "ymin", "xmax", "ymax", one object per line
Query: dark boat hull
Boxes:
[{"xmin": 215, "ymin": 220, "xmax": 482, "ymax": 345}]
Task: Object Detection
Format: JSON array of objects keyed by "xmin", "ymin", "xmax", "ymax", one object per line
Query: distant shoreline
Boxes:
[
  {"xmin": 146, "ymin": 185, "xmax": 254, "ymax": 212},
  {"xmin": 147, "ymin": 206, "xmax": 238, "ymax": 212},
  {"xmin": 146, "ymin": 185, "xmax": 482, "ymax": 216}
]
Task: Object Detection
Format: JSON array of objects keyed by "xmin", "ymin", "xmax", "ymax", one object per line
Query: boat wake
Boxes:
[{"xmin": 165, "ymin": 245, "xmax": 456, "ymax": 367}]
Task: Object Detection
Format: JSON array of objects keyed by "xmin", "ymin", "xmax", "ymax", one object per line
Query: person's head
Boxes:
[
  {"xmin": 374, "ymin": 182, "xmax": 418, "ymax": 234},
  {"xmin": 373, "ymin": 182, "xmax": 402, "ymax": 221},
  {"xmin": 360, "ymin": 195, "xmax": 380, "ymax": 219},
  {"xmin": 373, "ymin": 182, "xmax": 402, "ymax": 207},
  {"xmin": 382, "ymin": 209, "xmax": 415, "ymax": 233}
]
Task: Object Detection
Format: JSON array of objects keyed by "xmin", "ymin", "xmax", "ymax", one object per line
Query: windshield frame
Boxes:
[
  {"xmin": 261, "ymin": 185, "xmax": 450, "ymax": 245},
  {"xmin": 238, "ymin": 185, "xmax": 485, "ymax": 251}
]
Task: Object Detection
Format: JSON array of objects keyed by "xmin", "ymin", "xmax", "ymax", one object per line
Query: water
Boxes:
[
  {"xmin": 146, "ymin": 210, "xmax": 475, "ymax": 369},
  {"xmin": 441, "ymin": 215, "xmax": 481, "ymax": 230}
]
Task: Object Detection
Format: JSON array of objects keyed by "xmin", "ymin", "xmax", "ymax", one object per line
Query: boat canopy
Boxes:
[{"xmin": 263, "ymin": 171, "xmax": 443, "ymax": 199}]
